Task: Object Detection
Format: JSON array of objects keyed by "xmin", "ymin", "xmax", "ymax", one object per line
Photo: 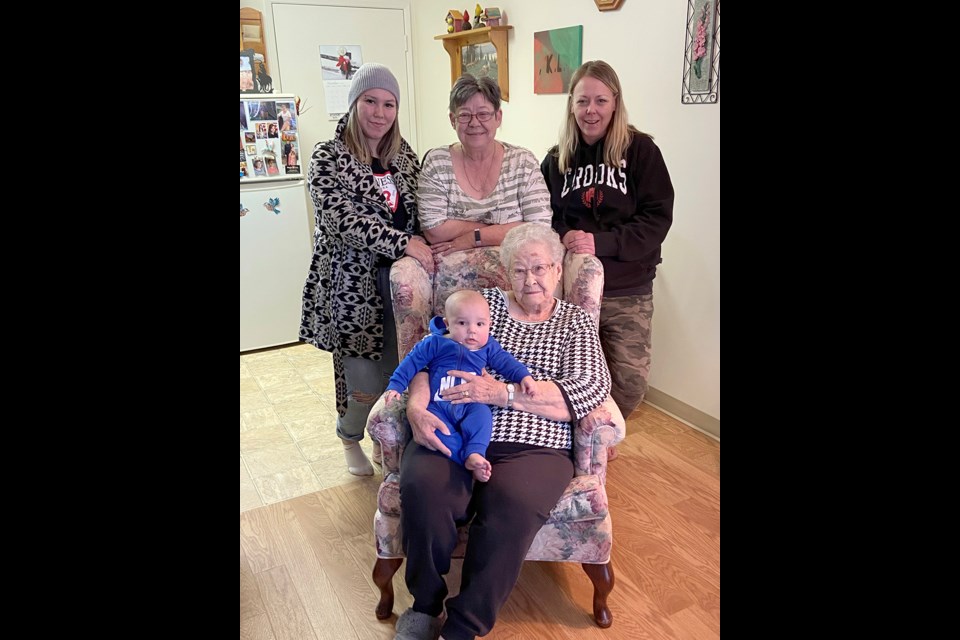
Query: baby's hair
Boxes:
[{"xmin": 444, "ymin": 289, "xmax": 488, "ymax": 318}]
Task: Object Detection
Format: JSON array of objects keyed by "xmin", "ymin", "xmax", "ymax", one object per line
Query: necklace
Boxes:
[{"xmin": 462, "ymin": 146, "xmax": 496, "ymax": 196}]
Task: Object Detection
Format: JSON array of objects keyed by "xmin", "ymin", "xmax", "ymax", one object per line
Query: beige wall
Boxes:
[{"xmin": 244, "ymin": 0, "xmax": 720, "ymax": 425}]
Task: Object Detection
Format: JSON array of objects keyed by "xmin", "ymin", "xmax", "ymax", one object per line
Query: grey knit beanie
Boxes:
[{"xmin": 347, "ymin": 63, "xmax": 401, "ymax": 109}]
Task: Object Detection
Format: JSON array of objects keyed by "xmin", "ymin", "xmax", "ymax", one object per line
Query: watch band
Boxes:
[
  {"xmin": 474, "ymin": 228, "xmax": 482, "ymax": 247},
  {"xmin": 506, "ymin": 383, "xmax": 515, "ymax": 408}
]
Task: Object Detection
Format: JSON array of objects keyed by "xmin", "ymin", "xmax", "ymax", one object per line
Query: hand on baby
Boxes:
[
  {"xmin": 520, "ymin": 376, "xmax": 538, "ymax": 399},
  {"xmin": 384, "ymin": 390, "xmax": 402, "ymax": 406}
]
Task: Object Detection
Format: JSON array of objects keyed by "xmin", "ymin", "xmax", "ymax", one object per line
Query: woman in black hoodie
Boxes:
[{"xmin": 541, "ymin": 60, "xmax": 674, "ymax": 431}]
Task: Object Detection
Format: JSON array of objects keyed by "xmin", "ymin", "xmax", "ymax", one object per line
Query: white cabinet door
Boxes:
[
  {"xmin": 240, "ymin": 181, "xmax": 312, "ymax": 352},
  {"xmin": 266, "ymin": 1, "xmax": 417, "ymax": 168}
]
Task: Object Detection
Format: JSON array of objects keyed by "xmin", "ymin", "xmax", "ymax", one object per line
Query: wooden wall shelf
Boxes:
[
  {"xmin": 240, "ymin": 8, "xmax": 268, "ymax": 74},
  {"xmin": 434, "ymin": 25, "xmax": 513, "ymax": 101}
]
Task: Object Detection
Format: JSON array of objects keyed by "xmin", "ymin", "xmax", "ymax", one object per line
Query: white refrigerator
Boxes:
[{"xmin": 240, "ymin": 93, "xmax": 312, "ymax": 352}]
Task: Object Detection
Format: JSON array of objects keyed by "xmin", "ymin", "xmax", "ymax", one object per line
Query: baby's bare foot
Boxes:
[{"xmin": 465, "ymin": 454, "xmax": 492, "ymax": 482}]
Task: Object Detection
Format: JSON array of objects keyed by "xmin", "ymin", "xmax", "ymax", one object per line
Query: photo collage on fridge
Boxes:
[{"xmin": 240, "ymin": 98, "xmax": 301, "ymax": 179}]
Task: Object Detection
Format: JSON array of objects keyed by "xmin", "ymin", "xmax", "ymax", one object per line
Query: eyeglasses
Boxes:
[
  {"xmin": 510, "ymin": 264, "xmax": 554, "ymax": 280},
  {"xmin": 455, "ymin": 111, "xmax": 494, "ymax": 124}
]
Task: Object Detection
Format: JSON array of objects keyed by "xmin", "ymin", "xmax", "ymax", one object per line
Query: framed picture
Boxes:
[
  {"xmin": 682, "ymin": 0, "xmax": 720, "ymax": 104},
  {"xmin": 240, "ymin": 49, "xmax": 257, "ymax": 93},
  {"xmin": 460, "ymin": 43, "xmax": 499, "ymax": 85},
  {"xmin": 435, "ymin": 26, "xmax": 513, "ymax": 101},
  {"xmin": 533, "ymin": 26, "xmax": 583, "ymax": 94}
]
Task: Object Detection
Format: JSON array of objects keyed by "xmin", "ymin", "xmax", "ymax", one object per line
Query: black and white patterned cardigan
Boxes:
[
  {"xmin": 300, "ymin": 114, "xmax": 421, "ymax": 415},
  {"xmin": 482, "ymin": 288, "xmax": 611, "ymax": 450}
]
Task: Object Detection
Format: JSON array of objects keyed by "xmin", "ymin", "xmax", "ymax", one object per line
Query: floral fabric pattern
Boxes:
[
  {"xmin": 369, "ymin": 250, "xmax": 624, "ymax": 563},
  {"xmin": 368, "ymin": 393, "xmax": 624, "ymax": 561},
  {"xmin": 390, "ymin": 248, "xmax": 603, "ymax": 360}
]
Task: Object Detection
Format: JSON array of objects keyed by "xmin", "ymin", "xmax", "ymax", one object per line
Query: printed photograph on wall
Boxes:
[
  {"xmin": 682, "ymin": 0, "xmax": 720, "ymax": 104},
  {"xmin": 319, "ymin": 45, "xmax": 362, "ymax": 81},
  {"xmin": 461, "ymin": 43, "xmax": 498, "ymax": 82},
  {"xmin": 318, "ymin": 45, "xmax": 366, "ymax": 120},
  {"xmin": 533, "ymin": 26, "xmax": 583, "ymax": 94}
]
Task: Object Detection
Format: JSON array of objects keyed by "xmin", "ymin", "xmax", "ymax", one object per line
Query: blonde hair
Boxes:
[
  {"xmin": 342, "ymin": 100, "xmax": 403, "ymax": 166},
  {"xmin": 555, "ymin": 60, "xmax": 645, "ymax": 173}
]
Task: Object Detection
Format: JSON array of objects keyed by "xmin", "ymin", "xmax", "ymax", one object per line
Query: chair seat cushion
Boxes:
[{"xmin": 377, "ymin": 472, "xmax": 608, "ymax": 524}]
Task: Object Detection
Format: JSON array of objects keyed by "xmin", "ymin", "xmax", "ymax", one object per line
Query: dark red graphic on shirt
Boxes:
[{"xmin": 581, "ymin": 187, "xmax": 604, "ymax": 208}]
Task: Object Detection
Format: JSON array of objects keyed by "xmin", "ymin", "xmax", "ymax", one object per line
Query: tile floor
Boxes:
[{"xmin": 240, "ymin": 344, "xmax": 380, "ymax": 513}]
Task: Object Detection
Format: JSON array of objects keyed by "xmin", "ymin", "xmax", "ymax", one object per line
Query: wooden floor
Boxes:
[{"xmin": 240, "ymin": 403, "xmax": 720, "ymax": 639}]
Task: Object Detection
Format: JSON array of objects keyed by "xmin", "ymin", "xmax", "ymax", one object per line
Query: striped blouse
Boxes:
[{"xmin": 418, "ymin": 143, "xmax": 552, "ymax": 231}]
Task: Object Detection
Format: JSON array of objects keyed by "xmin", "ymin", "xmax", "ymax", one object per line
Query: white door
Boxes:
[{"xmin": 264, "ymin": 1, "xmax": 417, "ymax": 174}]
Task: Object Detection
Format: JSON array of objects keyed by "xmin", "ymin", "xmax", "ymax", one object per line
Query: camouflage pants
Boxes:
[{"xmin": 599, "ymin": 293, "xmax": 654, "ymax": 418}]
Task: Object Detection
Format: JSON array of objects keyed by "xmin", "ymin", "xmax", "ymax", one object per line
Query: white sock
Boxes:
[{"xmin": 342, "ymin": 440, "xmax": 374, "ymax": 476}]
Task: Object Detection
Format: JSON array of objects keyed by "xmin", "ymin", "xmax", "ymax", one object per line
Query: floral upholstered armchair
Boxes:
[{"xmin": 365, "ymin": 247, "xmax": 626, "ymax": 628}]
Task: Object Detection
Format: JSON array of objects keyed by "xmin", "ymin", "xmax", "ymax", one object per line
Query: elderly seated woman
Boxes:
[{"xmin": 394, "ymin": 223, "xmax": 612, "ymax": 640}]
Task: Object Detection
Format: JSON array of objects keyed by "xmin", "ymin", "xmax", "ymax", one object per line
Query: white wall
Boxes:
[{"xmin": 240, "ymin": 0, "xmax": 720, "ymax": 423}]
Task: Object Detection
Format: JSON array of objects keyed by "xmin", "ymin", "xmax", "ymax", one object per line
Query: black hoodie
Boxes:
[{"xmin": 541, "ymin": 133, "xmax": 674, "ymax": 297}]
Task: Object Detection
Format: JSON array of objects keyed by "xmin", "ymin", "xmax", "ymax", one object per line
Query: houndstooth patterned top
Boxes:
[{"xmin": 482, "ymin": 288, "xmax": 611, "ymax": 450}]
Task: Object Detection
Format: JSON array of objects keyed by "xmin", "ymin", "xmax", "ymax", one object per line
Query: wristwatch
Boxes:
[
  {"xmin": 474, "ymin": 228, "xmax": 482, "ymax": 247},
  {"xmin": 506, "ymin": 383, "xmax": 515, "ymax": 409}
]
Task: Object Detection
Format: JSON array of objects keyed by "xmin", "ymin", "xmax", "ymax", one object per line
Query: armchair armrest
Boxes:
[
  {"xmin": 367, "ymin": 391, "xmax": 624, "ymax": 485},
  {"xmin": 562, "ymin": 252, "xmax": 604, "ymax": 329},
  {"xmin": 366, "ymin": 394, "xmax": 411, "ymax": 475},
  {"xmin": 390, "ymin": 257, "xmax": 433, "ymax": 360},
  {"xmin": 572, "ymin": 396, "xmax": 625, "ymax": 486}
]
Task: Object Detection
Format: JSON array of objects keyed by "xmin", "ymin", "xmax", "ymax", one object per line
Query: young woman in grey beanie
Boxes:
[{"xmin": 300, "ymin": 63, "xmax": 432, "ymax": 476}]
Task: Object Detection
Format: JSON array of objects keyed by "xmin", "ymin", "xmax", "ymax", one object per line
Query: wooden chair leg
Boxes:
[
  {"xmin": 582, "ymin": 562, "xmax": 615, "ymax": 628},
  {"xmin": 372, "ymin": 557, "xmax": 403, "ymax": 620}
]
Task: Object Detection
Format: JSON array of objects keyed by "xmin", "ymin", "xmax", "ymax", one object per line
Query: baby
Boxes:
[{"xmin": 385, "ymin": 290, "xmax": 536, "ymax": 481}]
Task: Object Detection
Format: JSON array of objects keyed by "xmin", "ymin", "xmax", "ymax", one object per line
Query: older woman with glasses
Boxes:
[
  {"xmin": 418, "ymin": 74, "xmax": 552, "ymax": 258},
  {"xmin": 392, "ymin": 223, "xmax": 611, "ymax": 640}
]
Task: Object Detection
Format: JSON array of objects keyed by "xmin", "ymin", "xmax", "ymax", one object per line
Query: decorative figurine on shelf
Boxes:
[
  {"xmin": 484, "ymin": 7, "xmax": 501, "ymax": 26},
  {"xmin": 462, "ymin": 9, "xmax": 472, "ymax": 30},
  {"xmin": 474, "ymin": 4, "xmax": 485, "ymax": 28},
  {"xmin": 446, "ymin": 9, "xmax": 464, "ymax": 32},
  {"xmin": 255, "ymin": 58, "xmax": 273, "ymax": 93}
]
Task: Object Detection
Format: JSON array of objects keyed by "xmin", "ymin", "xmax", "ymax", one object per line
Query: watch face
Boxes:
[{"xmin": 507, "ymin": 384, "xmax": 515, "ymax": 392}]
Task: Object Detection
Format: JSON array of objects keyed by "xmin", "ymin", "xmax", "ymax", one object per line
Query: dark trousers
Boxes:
[{"xmin": 400, "ymin": 440, "xmax": 573, "ymax": 640}]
